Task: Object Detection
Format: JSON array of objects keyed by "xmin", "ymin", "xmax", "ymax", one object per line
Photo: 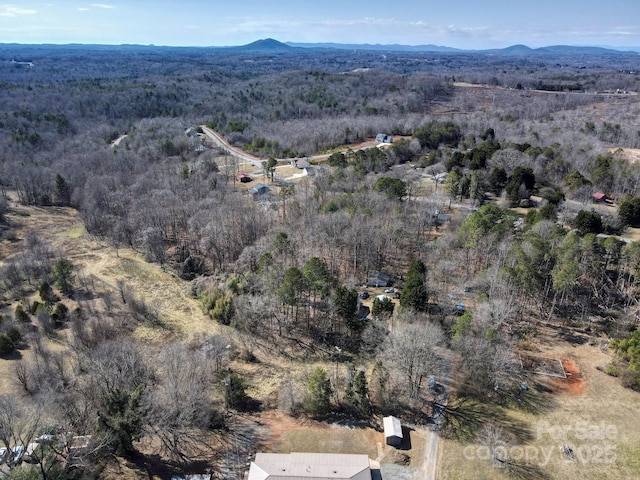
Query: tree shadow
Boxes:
[
  {"xmin": 126, "ymin": 451, "xmax": 184, "ymax": 479},
  {"xmin": 558, "ymin": 329, "xmax": 589, "ymax": 345},
  {"xmin": 440, "ymin": 397, "xmax": 533, "ymax": 445},
  {"xmin": 0, "ymin": 349, "xmax": 23, "ymax": 361},
  {"xmin": 499, "ymin": 382, "xmax": 558, "ymax": 416},
  {"xmin": 498, "ymin": 459, "xmax": 551, "ymax": 480}
]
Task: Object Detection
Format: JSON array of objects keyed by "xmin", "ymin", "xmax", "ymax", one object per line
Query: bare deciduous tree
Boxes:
[
  {"xmin": 383, "ymin": 312, "xmax": 444, "ymax": 399},
  {"xmin": 149, "ymin": 342, "xmax": 219, "ymax": 463}
]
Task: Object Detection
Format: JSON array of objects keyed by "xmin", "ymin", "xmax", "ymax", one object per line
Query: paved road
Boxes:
[
  {"xmin": 201, "ymin": 126, "xmax": 265, "ymax": 168},
  {"xmin": 201, "ymin": 125, "xmax": 391, "ymax": 167}
]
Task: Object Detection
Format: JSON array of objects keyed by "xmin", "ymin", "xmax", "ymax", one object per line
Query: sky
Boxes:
[{"xmin": 1, "ymin": 1, "xmax": 640, "ymax": 50}]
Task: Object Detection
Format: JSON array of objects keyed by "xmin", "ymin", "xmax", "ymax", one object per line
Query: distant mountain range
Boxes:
[
  {"xmin": 2, "ymin": 38, "xmax": 638, "ymax": 56},
  {"xmin": 235, "ymin": 38, "xmax": 639, "ymax": 55}
]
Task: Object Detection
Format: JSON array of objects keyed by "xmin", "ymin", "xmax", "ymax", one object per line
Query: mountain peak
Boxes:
[{"xmin": 238, "ymin": 38, "xmax": 291, "ymax": 51}]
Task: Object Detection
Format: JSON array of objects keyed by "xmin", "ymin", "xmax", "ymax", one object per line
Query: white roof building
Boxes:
[
  {"xmin": 248, "ymin": 452, "xmax": 372, "ymax": 480},
  {"xmin": 383, "ymin": 416, "xmax": 403, "ymax": 447}
]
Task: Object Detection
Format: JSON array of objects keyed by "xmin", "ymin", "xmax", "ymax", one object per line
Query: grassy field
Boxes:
[
  {"xmin": 0, "ymin": 199, "xmax": 226, "ymax": 395},
  {"xmin": 437, "ymin": 332, "xmax": 640, "ymax": 480},
  {"xmin": 269, "ymin": 425, "xmax": 381, "ymax": 458}
]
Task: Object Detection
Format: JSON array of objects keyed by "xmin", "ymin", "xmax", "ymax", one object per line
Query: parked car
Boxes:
[
  {"xmin": 384, "ymin": 287, "xmax": 395, "ymax": 293},
  {"xmin": 360, "ymin": 292, "xmax": 369, "ymax": 299}
]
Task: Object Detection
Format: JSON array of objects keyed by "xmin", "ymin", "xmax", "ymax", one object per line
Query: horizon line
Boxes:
[{"xmin": 0, "ymin": 39, "xmax": 638, "ymax": 53}]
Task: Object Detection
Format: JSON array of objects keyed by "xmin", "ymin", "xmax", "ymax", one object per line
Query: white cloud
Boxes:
[
  {"xmin": 78, "ymin": 7, "xmax": 90, "ymax": 11},
  {"xmin": 0, "ymin": 4, "xmax": 38, "ymax": 16},
  {"xmin": 91, "ymin": 3, "xmax": 114, "ymax": 8},
  {"xmin": 606, "ymin": 26, "xmax": 640, "ymax": 37}
]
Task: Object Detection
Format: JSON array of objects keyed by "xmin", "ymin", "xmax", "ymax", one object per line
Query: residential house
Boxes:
[
  {"xmin": 367, "ymin": 271, "xmax": 391, "ymax": 287},
  {"xmin": 291, "ymin": 158, "xmax": 311, "ymax": 169},
  {"xmin": 529, "ymin": 195, "xmax": 547, "ymax": 207},
  {"xmin": 375, "ymin": 133, "xmax": 393, "ymax": 144},
  {"xmin": 433, "ymin": 213, "xmax": 451, "ymax": 225},
  {"xmin": 248, "ymin": 183, "xmax": 270, "ymax": 197},
  {"xmin": 248, "ymin": 452, "xmax": 372, "ymax": 480}
]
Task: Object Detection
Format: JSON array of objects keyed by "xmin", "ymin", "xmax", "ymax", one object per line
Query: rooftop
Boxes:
[{"xmin": 248, "ymin": 452, "xmax": 372, "ymax": 480}]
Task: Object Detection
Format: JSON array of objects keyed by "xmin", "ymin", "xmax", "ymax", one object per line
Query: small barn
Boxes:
[
  {"xmin": 383, "ymin": 416, "xmax": 403, "ymax": 448},
  {"xmin": 592, "ymin": 192, "xmax": 607, "ymax": 203}
]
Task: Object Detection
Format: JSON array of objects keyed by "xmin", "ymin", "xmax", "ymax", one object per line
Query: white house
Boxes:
[
  {"xmin": 248, "ymin": 452, "xmax": 372, "ymax": 480},
  {"xmin": 375, "ymin": 133, "xmax": 393, "ymax": 144}
]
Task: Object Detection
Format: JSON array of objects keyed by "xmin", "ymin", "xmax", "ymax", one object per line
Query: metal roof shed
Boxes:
[{"xmin": 383, "ymin": 416, "xmax": 403, "ymax": 448}]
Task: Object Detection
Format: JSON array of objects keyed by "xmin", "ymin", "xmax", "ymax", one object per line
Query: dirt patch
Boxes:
[
  {"xmin": 256, "ymin": 410, "xmax": 381, "ymax": 459},
  {"xmin": 610, "ymin": 147, "xmax": 640, "ymax": 163},
  {"xmin": 253, "ymin": 410, "xmax": 325, "ymax": 451},
  {"xmin": 554, "ymin": 358, "xmax": 586, "ymax": 396}
]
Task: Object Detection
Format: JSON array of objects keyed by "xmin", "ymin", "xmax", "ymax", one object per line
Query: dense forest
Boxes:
[{"xmin": 0, "ymin": 44, "xmax": 640, "ymax": 479}]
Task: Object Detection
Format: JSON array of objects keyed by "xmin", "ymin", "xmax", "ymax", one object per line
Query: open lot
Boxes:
[
  {"xmin": 256, "ymin": 409, "xmax": 427, "ymax": 475},
  {"xmin": 437, "ymin": 328, "xmax": 640, "ymax": 480}
]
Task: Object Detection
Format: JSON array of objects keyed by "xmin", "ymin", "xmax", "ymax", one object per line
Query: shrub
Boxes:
[
  {"xmin": 620, "ymin": 369, "xmax": 640, "ymax": 389},
  {"xmin": 0, "ymin": 334, "xmax": 16, "ymax": 357},
  {"xmin": 222, "ymin": 372, "xmax": 250, "ymax": 410},
  {"xmin": 201, "ymin": 287, "xmax": 235, "ymax": 325},
  {"xmin": 39, "ymin": 282, "xmax": 59, "ymax": 304},
  {"xmin": 606, "ymin": 362, "xmax": 620, "ymax": 377},
  {"xmin": 211, "ymin": 295, "xmax": 234, "ymax": 325},
  {"xmin": 179, "ymin": 255, "xmax": 205, "ymax": 280},
  {"xmin": 51, "ymin": 303, "xmax": 69, "ymax": 323},
  {"xmin": 14, "ymin": 304, "xmax": 30, "ymax": 323},
  {"xmin": 6, "ymin": 326, "xmax": 22, "ymax": 345}
]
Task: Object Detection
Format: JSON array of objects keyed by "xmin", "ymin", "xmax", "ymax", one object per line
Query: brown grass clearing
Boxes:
[
  {"xmin": 267, "ymin": 420, "xmax": 381, "ymax": 459},
  {"xmin": 437, "ymin": 330, "xmax": 640, "ymax": 480},
  {"xmin": 619, "ymin": 226, "xmax": 640, "ymax": 244},
  {"xmin": 610, "ymin": 147, "xmax": 640, "ymax": 163},
  {"xmin": 0, "ymin": 199, "xmax": 223, "ymax": 352}
]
